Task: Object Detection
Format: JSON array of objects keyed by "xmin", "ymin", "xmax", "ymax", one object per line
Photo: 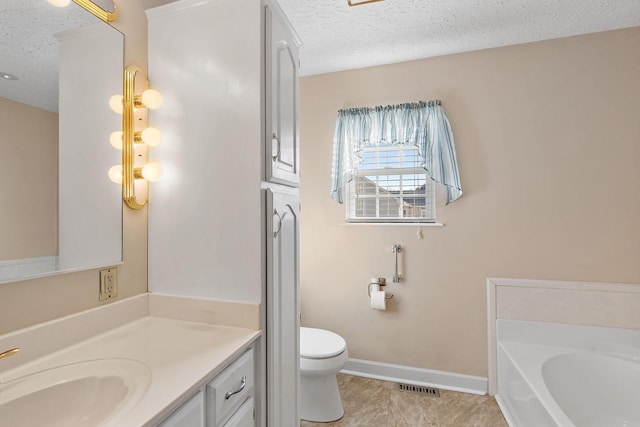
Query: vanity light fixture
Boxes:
[
  {"xmin": 1, "ymin": 72, "xmax": 18, "ymax": 80},
  {"xmin": 108, "ymin": 165, "xmax": 123, "ymax": 184},
  {"xmin": 138, "ymin": 89, "xmax": 163, "ymax": 110},
  {"xmin": 48, "ymin": 0, "xmax": 72, "ymax": 7},
  {"xmin": 109, "ymin": 95, "xmax": 124, "ymax": 114},
  {"xmin": 46, "ymin": 0, "xmax": 118, "ymax": 22},
  {"xmin": 108, "ymin": 66, "xmax": 163, "ymax": 209},
  {"xmin": 109, "ymin": 89, "xmax": 163, "ymax": 114},
  {"xmin": 109, "ymin": 126, "xmax": 162, "ymax": 150},
  {"xmin": 347, "ymin": 0, "xmax": 384, "ymax": 6}
]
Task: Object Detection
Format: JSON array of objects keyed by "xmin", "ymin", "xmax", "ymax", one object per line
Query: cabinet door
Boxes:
[
  {"xmin": 158, "ymin": 389, "xmax": 205, "ymax": 427},
  {"xmin": 266, "ymin": 189, "xmax": 300, "ymax": 426},
  {"xmin": 222, "ymin": 397, "xmax": 254, "ymax": 427},
  {"xmin": 265, "ymin": 5, "xmax": 300, "ymax": 187}
]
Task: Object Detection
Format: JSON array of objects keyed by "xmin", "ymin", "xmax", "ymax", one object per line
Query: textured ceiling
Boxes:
[
  {"xmin": 0, "ymin": 0, "xmax": 100, "ymax": 112},
  {"xmin": 277, "ymin": 0, "xmax": 640, "ymax": 76},
  {"xmin": 3, "ymin": 1, "xmax": 639, "ymax": 110}
]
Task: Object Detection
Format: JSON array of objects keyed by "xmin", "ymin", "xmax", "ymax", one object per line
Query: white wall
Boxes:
[
  {"xmin": 299, "ymin": 27, "xmax": 640, "ymax": 377},
  {"xmin": 147, "ymin": 0, "xmax": 263, "ymax": 303}
]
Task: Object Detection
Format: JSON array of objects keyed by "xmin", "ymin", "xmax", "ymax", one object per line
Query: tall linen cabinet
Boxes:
[{"xmin": 146, "ymin": 0, "xmax": 301, "ymax": 426}]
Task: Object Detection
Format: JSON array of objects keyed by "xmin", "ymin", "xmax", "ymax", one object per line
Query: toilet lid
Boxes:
[{"xmin": 300, "ymin": 327, "xmax": 346, "ymax": 359}]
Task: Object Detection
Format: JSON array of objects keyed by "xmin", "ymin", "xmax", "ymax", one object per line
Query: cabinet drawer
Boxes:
[
  {"xmin": 207, "ymin": 349, "xmax": 254, "ymax": 425},
  {"xmin": 223, "ymin": 397, "xmax": 254, "ymax": 427}
]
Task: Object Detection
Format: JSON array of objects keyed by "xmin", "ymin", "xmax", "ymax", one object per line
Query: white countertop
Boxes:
[{"xmin": 0, "ymin": 294, "xmax": 261, "ymax": 426}]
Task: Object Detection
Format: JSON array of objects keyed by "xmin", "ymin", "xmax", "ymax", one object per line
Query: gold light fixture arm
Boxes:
[
  {"xmin": 72, "ymin": 0, "xmax": 118, "ymax": 22},
  {"xmin": 123, "ymin": 66, "xmax": 147, "ymax": 210},
  {"xmin": 0, "ymin": 347, "xmax": 19, "ymax": 360},
  {"xmin": 347, "ymin": 0, "xmax": 384, "ymax": 6}
]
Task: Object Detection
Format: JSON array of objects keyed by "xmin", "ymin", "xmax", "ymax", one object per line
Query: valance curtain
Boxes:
[{"xmin": 330, "ymin": 100, "xmax": 462, "ymax": 204}]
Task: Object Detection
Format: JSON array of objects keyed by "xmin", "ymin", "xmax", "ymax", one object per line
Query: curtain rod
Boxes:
[{"xmin": 338, "ymin": 100, "xmax": 442, "ymax": 114}]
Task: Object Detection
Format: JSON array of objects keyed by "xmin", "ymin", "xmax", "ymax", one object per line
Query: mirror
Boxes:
[{"xmin": 0, "ymin": 0, "xmax": 123, "ymax": 284}]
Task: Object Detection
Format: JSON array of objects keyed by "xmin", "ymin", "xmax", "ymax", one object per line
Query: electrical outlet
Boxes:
[{"xmin": 99, "ymin": 268, "xmax": 118, "ymax": 301}]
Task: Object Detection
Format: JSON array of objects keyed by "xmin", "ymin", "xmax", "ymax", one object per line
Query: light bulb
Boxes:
[
  {"xmin": 141, "ymin": 89, "xmax": 163, "ymax": 109},
  {"xmin": 48, "ymin": 0, "xmax": 71, "ymax": 7},
  {"xmin": 109, "ymin": 95, "xmax": 123, "ymax": 114},
  {"xmin": 109, "ymin": 131, "xmax": 123, "ymax": 149},
  {"xmin": 108, "ymin": 165, "xmax": 123, "ymax": 184},
  {"xmin": 141, "ymin": 126, "xmax": 162, "ymax": 147},
  {"xmin": 141, "ymin": 162, "xmax": 163, "ymax": 182}
]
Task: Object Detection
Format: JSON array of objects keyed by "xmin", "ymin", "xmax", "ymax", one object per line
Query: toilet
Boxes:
[{"xmin": 300, "ymin": 327, "xmax": 348, "ymax": 422}]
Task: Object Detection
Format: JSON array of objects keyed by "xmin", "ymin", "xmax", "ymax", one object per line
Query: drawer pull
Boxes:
[
  {"xmin": 224, "ymin": 375, "xmax": 247, "ymax": 400},
  {"xmin": 272, "ymin": 133, "xmax": 281, "ymax": 161}
]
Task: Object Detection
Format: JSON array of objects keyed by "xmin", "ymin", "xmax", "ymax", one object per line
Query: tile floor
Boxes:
[{"xmin": 301, "ymin": 374, "xmax": 508, "ymax": 427}]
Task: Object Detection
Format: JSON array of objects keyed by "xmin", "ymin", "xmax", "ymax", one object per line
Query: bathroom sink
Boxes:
[{"xmin": 0, "ymin": 358, "xmax": 151, "ymax": 426}]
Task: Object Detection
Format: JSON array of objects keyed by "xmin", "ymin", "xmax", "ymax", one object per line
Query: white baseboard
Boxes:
[{"xmin": 340, "ymin": 358, "xmax": 487, "ymax": 395}]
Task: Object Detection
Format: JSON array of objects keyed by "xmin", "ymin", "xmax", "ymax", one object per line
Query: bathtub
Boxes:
[{"xmin": 495, "ymin": 319, "xmax": 640, "ymax": 427}]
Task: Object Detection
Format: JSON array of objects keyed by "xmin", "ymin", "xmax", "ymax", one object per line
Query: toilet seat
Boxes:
[{"xmin": 300, "ymin": 327, "xmax": 346, "ymax": 359}]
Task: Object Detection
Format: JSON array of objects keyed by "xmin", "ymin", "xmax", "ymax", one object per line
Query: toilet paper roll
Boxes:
[{"xmin": 370, "ymin": 290, "xmax": 387, "ymax": 311}]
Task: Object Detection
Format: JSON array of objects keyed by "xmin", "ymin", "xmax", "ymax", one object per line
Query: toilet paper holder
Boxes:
[{"xmin": 367, "ymin": 277, "xmax": 393, "ymax": 299}]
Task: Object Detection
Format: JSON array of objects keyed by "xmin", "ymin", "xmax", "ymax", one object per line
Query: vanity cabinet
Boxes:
[
  {"xmin": 158, "ymin": 348, "xmax": 255, "ymax": 427},
  {"xmin": 207, "ymin": 349, "xmax": 255, "ymax": 426},
  {"xmin": 158, "ymin": 390, "xmax": 205, "ymax": 427},
  {"xmin": 223, "ymin": 398, "xmax": 255, "ymax": 427}
]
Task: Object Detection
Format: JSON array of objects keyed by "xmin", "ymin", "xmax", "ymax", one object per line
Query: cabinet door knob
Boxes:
[
  {"xmin": 224, "ymin": 375, "xmax": 247, "ymax": 400},
  {"xmin": 271, "ymin": 133, "xmax": 281, "ymax": 161}
]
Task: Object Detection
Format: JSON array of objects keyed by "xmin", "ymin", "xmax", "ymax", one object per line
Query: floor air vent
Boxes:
[{"xmin": 397, "ymin": 383, "xmax": 440, "ymax": 396}]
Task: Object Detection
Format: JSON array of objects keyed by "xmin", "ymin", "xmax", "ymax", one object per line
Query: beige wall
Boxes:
[
  {"xmin": 299, "ymin": 27, "xmax": 640, "ymax": 377},
  {"xmin": 0, "ymin": 98, "xmax": 58, "ymax": 260},
  {"xmin": 0, "ymin": 0, "xmax": 174, "ymax": 334}
]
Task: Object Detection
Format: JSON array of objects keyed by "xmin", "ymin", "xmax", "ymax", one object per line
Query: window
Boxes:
[
  {"xmin": 346, "ymin": 144, "xmax": 435, "ymax": 223},
  {"xmin": 331, "ymin": 100, "xmax": 462, "ymax": 211}
]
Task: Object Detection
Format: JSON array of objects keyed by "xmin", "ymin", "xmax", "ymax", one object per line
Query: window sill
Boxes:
[{"xmin": 339, "ymin": 222, "xmax": 444, "ymax": 227}]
